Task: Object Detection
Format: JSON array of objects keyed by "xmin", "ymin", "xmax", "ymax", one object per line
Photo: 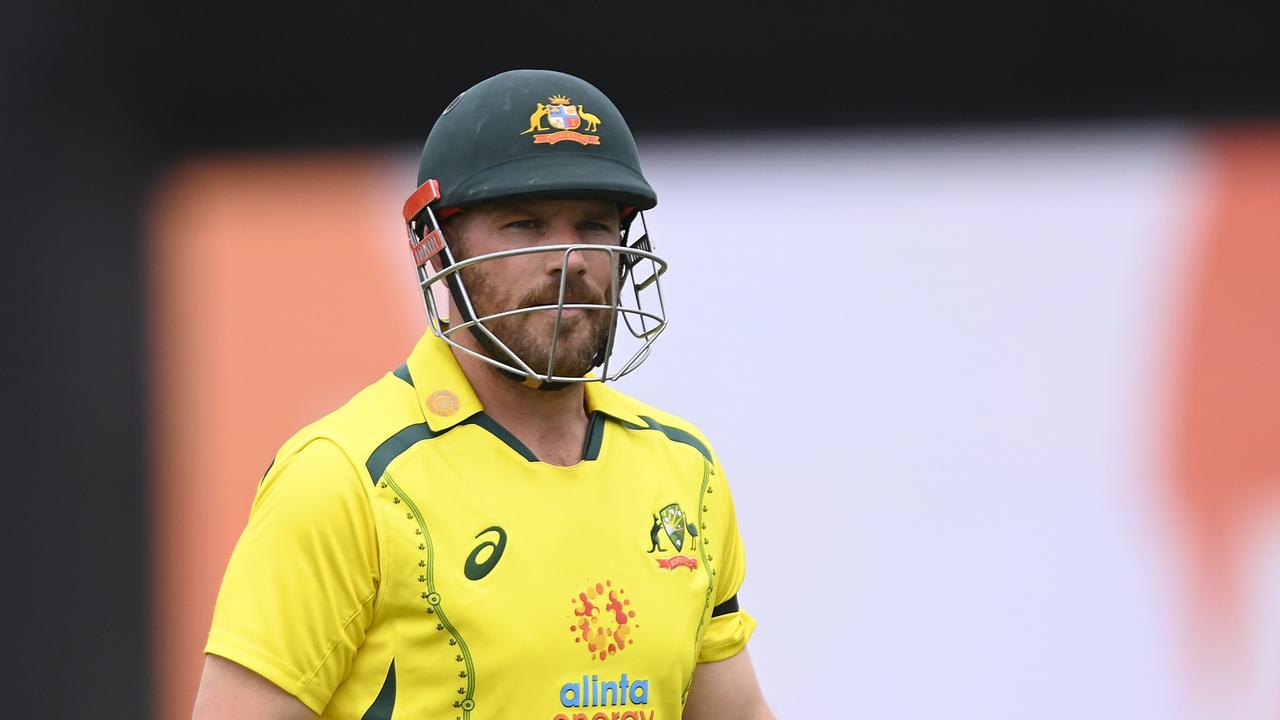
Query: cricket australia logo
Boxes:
[
  {"xmin": 519, "ymin": 94, "xmax": 602, "ymax": 146},
  {"xmin": 646, "ymin": 503, "xmax": 699, "ymax": 571}
]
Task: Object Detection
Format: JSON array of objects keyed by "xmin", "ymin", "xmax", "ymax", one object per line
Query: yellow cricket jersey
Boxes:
[{"xmin": 206, "ymin": 331, "xmax": 756, "ymax": 719}]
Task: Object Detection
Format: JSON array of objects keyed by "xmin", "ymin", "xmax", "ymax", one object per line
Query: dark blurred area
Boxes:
[{"xmin": 4, "ymin": 1, "xmax": 1276, "ymax": 716}]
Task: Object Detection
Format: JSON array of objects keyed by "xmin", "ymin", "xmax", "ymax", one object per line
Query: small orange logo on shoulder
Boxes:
[
  {"xmin": 519, "ymin": 95, "xmax": 601, "ymax": 146},
  {"xmin": 427, "ymin": 390, "xmax": 460, "ymax": 417}
]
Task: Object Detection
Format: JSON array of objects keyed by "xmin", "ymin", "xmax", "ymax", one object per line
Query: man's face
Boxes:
[{"xmin": 445, "ymin": 198, "xmax": 622, "ymax": 379}]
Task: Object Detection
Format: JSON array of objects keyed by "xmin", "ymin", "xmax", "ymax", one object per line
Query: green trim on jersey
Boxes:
[
  {"xmin": 257, "ymin": 458, "xmax": 274, "ymax": 486},
  {"xmin": 582, "ymin": 411, "xmax": 605, "ymax": 461},
  {"xmin": 392, "ymin": 363, "xmax": 414, "ymax": 387},
  {"xmin": 461, "ymin": 414, "xmax": 538, "ymax": 462},
  {"xmin": 624, "ymin": 415, "xmax": 713, "ymax": 462},
  {"xmin": 367, "ymin": 414, "xmax": 538, "ymax": 483},
  {"xmin": 384, "ymin": 470, "xmax": 478, "ymax": 718},
  {"xmin": 682, "ymin": 457, "xmax": 718, "ymax": 703},
  {"xmin": 360, "ymin": 659, "xmax": 396, "ymax": 720},
  {"xmin": 367, "ymin": 423, "xmax": 447, "ymax": 485}
]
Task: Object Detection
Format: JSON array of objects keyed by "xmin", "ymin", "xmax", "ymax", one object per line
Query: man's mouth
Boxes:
[{"xmin": 520, "ymin": 297, "xmax": 605, "ymax": 311}]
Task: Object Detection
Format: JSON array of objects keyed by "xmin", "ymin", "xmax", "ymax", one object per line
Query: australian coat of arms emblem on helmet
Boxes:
[{"xmin": 520, "ymin": 95, "xmax": 602, "ymax": 146}]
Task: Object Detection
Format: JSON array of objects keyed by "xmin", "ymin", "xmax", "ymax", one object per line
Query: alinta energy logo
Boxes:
[
  {"xmin": 568, "ymin": 580, "xmax": 636, "ymax": 661},
  {"xmin": 646, "ymin": 503, "xmax": 699, "ymax": 572},
  {"xmin": 554, "ymin": 673, "xmax": 652, "ymax": 720}
]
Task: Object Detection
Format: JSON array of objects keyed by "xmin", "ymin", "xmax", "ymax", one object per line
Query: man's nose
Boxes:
[{"xmin": 541, "ymin": 222, "xmax": 589, "ymax": 275}]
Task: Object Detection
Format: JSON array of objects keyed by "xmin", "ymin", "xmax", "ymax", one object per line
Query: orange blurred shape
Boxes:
[
  {"xmin": 1170, "ymin": 129, "xmax": 1280, "ymax": 648},
  {"xmin": 147, "ymin": 153, "xmax": 422, "ymax": 720}
]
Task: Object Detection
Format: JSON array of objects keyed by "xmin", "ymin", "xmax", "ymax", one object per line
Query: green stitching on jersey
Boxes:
[
  {"xmin": 384, "ymin": 471, "xmax": 477, "ymax": 718},
  {"xmin": 360, "ymin": 658, "xmax": 396, "ymax": 720},
  {"xmin": 681, "ymin": 458, "xmax": 717, "ymax": 704}
]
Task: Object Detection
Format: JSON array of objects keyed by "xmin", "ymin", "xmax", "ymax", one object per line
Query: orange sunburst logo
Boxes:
[
  {"xmin": 568, "ymin": 580, "xmax": 636, "ymax": 661},
  {"xmin": 426, "ymin": 390, "xmax": 460, "ymax": 416}
]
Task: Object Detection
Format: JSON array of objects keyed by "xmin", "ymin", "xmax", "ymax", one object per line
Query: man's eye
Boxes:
[
  {"xmin": 581, "ymin": 222, "xmax": 617, "ymax": 233},
  {"xmin": 506, "ymin": 219, "xmax": 539, "ymax": 229}
]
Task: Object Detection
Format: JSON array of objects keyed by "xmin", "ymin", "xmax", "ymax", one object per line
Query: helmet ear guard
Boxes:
[
  {"xmin": 403, "ymin": 179, "xmax": 447, "ymax": 273},
  {"xmin": 401, "ymin": 178, "xmax": 669, "ymax": 386},
  {"xmin": 402, "ymin": 178, "xmax": 482, "ymax": 337}
]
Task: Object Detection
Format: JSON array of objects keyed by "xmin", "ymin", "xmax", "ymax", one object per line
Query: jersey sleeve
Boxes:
[
  {"xmin": 696, "ymin": 454, "xmax": 758, "ymax": 663},
  {"xmin": 205, "ymin": 437, "xmax": 381, "ymax": 713}
]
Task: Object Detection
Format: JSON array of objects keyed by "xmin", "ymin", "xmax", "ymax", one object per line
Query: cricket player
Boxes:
[{"xmin": 193, "ymin": 68, "xmax": 773, "ymax": 719}]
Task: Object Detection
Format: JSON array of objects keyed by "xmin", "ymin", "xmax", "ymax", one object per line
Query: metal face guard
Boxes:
[{"xmin": 405, "ymin": 209, "xmax": 668, "ymax": 385}]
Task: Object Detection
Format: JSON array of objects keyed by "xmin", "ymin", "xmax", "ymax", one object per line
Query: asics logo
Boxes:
[{"xmin": 464, "ymin": 526, "xmax": 507, "ymax": 580}]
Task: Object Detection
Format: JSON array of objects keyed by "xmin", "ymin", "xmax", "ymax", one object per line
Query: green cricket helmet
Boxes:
[
  {"xmin": 410, "ymin": 68, "xmax": 657, "ymax": 213},
  {"xmin": 401, "ymin": 69, "xmax": 668, "ymax": 387}
]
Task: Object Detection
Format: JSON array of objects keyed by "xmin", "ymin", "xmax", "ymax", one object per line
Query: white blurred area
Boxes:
[{"xmin": 594, "ymin": 127, "xmax": 1203, "ymax": 719}]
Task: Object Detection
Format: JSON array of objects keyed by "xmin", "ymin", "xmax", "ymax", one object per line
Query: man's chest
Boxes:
[{"xmin": 359, "ymin": 432, "xmax": 716, "ymax": 717}]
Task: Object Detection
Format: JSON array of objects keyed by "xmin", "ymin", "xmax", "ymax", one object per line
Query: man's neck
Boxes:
[{"xmin": 451, "ymin": 344, "xmax": 590, "ymax": 467}]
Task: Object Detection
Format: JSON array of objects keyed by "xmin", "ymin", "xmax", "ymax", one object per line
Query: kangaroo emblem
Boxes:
[
  {"xmin": 576, "ymin": 105, "xmax": 601, "ymax": 132},
  {"xmin": 646, "ymin": 513, "xmax": 665, "ymax": 553},
  {"xmin": 520, "ymin": 103, "xmax": 549, "ymax": 135}
]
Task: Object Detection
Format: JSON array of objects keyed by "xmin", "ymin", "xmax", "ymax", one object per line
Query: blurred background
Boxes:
[{"xmin": 7, "ymin": 2, "xmax": 1280, "ymax": 718}]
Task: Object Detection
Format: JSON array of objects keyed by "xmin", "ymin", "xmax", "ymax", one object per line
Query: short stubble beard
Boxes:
[{"xmin": 457, "ymin": 263, "xmax": 613, "ymax": 380}]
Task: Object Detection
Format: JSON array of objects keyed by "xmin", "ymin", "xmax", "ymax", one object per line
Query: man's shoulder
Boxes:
[
  {"xmin": 593, "ymin": 383, "xmax": 719, "ymax": 463},
  {"xmin": 272, "ymin": 367, "xmax": 423, "ymax": 474}
]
